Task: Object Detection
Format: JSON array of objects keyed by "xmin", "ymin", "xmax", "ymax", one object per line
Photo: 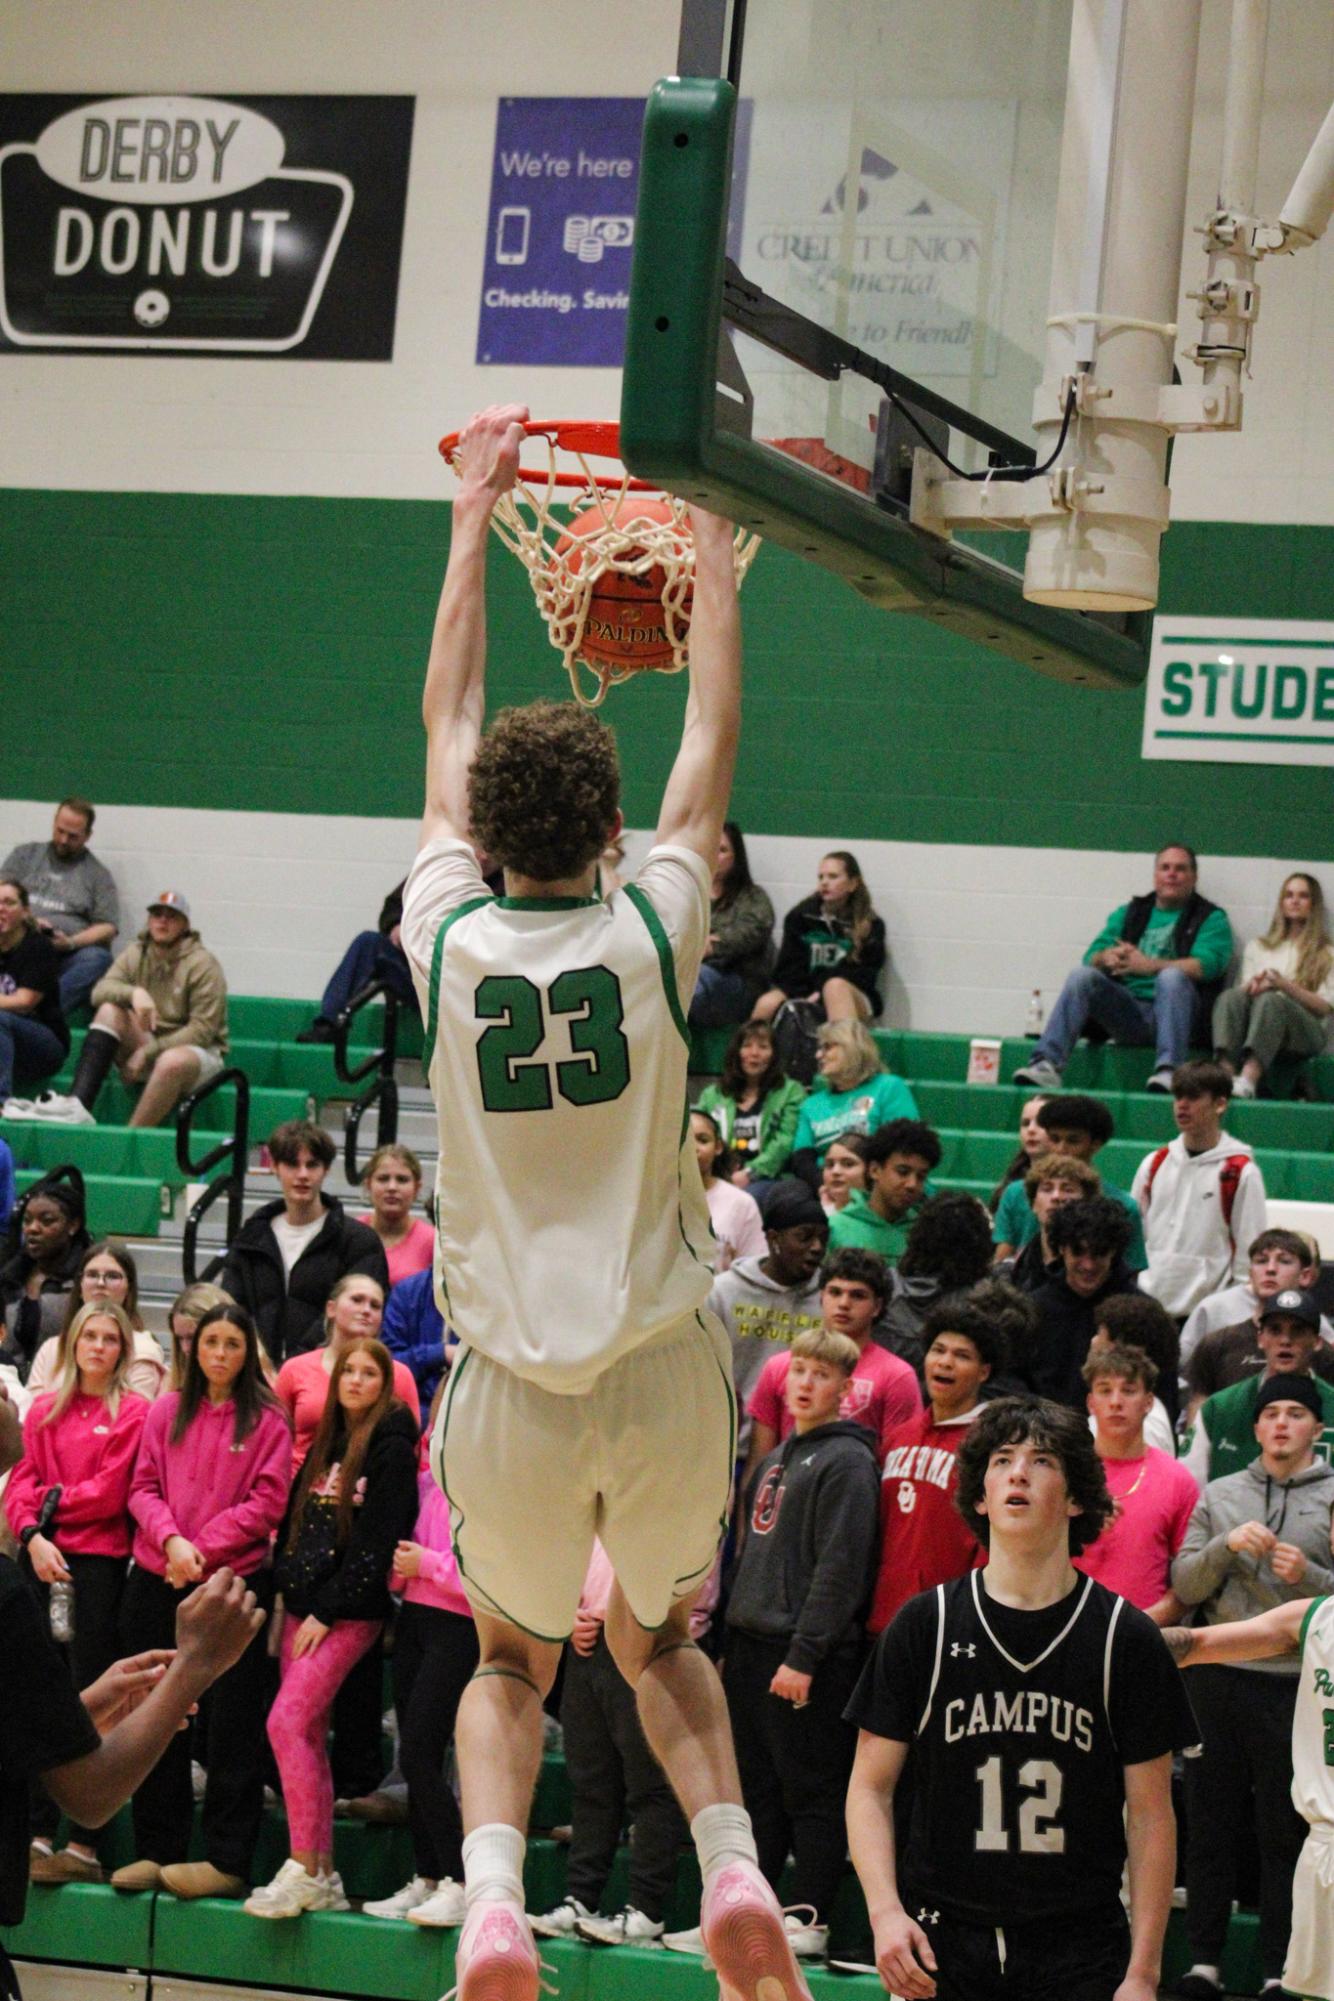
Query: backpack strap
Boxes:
[
  {"xmin": 1218, "ymin": 1154, "xmax": 1252, "ymax": 1251},
  {"xmin": 1143, "ymin": 1146, "xmax": 1170, "ymax": 1200}
]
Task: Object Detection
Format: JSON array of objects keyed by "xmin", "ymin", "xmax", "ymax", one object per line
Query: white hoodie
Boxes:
[{"xmin": 1131, "ymin": 1131, "xmax": 1267, "ymax": 1318}]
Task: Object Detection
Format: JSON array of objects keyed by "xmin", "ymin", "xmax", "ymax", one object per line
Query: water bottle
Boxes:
[
  {"xmin": 1024, "ymin": 988, "xmax": 1045, "ymax": 1038},
  {"xmin": 49, "ymin": 1578, "xmax": 75, "ymax": 1645}
]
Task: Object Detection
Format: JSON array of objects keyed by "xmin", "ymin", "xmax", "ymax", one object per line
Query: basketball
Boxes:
[{"xmin": 556, "ymin": 496, "xmax": 692, "ymax": 675}]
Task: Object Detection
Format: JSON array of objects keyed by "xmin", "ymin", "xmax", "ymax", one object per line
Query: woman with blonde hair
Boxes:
[
  {"xmin": 1213, "ymin": 871, "xmax": 1334, "ymax": 1097},
  {"xmin": 789, "ymin": 1019, "xmax": 918, "ymax": 1188},
  {"xmin": 246, "ymin": 1337, "xmax": 418, "ymax": 1919},
  {"xmin": 27, "ymin": 1242, "xmax": 166, "ymax": 1401},
  {"xmin": 4, "ymin": 1299, "xmax": 150, "ymax": 1883},
  {"xmin": 275, "ymin": 1272, "xmax": 420, "ymax": 1473},
  {"xmin": 357, "ymin": 1144, "xmax": 435, "ymax": 1287}
]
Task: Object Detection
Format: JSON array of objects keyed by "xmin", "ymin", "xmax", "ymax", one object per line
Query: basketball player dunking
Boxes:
[
  {"xmin": 401, "ymin": 405, "xmax": 813, "ymax": 2001},
  {"xmin": 846, "ymin": 1397, "xmax": 1197, "ymax": 2001},
  {"xmin": 1164, "ymin": 1597, "xmax": 1334, "ymax": 2001}
]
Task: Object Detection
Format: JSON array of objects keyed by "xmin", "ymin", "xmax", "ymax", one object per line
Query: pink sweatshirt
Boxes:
[
  {"xmin": 5, "ymin": 1390, "xmax": 150, "ymax": 1556},
  {"xmin": 575, "ymin": 1537, "xmax": 718, "ymax": 1639},
  {"xmin": 129, "ymin": 1391, "xmax": 293, "ymax": 1579},
  {"xmin": 275, "ymin": 1346, "xmax": 421, "ymax": 1472},
  {"xmin": 395, "ymin": 1463, "xmax": 472, "ymax": 1619},
  {"xmin": 356, "ymin": 1215, "xmax": 436, "ymax": 1288}
]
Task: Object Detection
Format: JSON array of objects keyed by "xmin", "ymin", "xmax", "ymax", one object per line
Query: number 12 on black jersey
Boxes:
[{"xmin": 975, "ymin": 1755, "xmax": 1066, "ymax": 1854}]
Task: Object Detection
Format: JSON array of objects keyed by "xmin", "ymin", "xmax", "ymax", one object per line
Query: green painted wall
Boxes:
[{"xmin": 3, "ymin": 488, "xmax": 1331, "ymax": 854}]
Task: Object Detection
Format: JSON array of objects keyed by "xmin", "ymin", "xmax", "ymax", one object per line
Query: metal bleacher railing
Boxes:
[
  {"xmin": 332, "ymin": 981, "xmax": 401, "ymax": 1183},
  {"xmin": 175, "ymin": 1065, "xmax": 250, "ymax": 1286}
]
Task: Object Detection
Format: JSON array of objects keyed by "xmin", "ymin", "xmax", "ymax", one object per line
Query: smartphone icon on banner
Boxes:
[{"xmin": 495, "ymin": 206, "xmax": 531, "ymax": 265}]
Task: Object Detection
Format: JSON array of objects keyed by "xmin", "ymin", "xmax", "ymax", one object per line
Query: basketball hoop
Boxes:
[{"xmin": 437, "ymin": 419, "xmax": 760, "ymax": 706}]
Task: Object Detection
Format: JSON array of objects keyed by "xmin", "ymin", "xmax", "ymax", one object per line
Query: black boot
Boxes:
[{"xmin": 68, "ymin": 1025, "xmax": 119, "ymax": 1109}]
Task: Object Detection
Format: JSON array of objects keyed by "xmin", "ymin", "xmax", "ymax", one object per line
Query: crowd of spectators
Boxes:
[{"xmin": 0, "ymin": 803, "xmax": 1332, "ymax": 1990}]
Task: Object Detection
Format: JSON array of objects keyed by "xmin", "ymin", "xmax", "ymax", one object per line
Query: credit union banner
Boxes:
[
  {"xmin": 1143, "ymin": 617, "xmax": 1334, "ymax": 767},
  {"xmin": 0, "ymin": 93, "xmax": 413, "ymax": 356}
]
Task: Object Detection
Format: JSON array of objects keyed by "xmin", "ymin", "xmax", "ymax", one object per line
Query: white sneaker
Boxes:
[
  {"xmin": 1, "ymin": 1099, "xmax": 34, "ymax": 1119},
  {"xmin": 784, "ymin": 1912, "xmax": 829, "ymax": 1959},
  {"xmin": 28, "ymin": 1092, "xmax": 95, "ymax": 1125},
  {"xmin": 1145, "ymin": 1067, "xmax": 1175, "ymax": 1094},
  {"xmin": 661, "ymin": 1923, "xmax": 709, "ymax": 1957},
  {"xmin": 576, "ymin": 1906, "xmax": 665, "ymax": 1946},
  {"xmin": 363, "ymin": 1875, "xmax": 435, "ymax": 1920},
  {"xmin": 243, "ymin": 1859, "xmax": 349, "ymax": 1919},
  {"xmin": 1011, "ymin": 1058, "xmax": 1062, "ymax": 1089},
  {"xmin": 529, "ymin": 1895, "xmax": 594, "ymax": 1939},
  {"xmin": 1231, "ymin": 1074, "xmax": 1257, "ymax": 1099},
  {"xmin": 405, "ymin": 1877, "xmax": 467, "ymax": 1928}
]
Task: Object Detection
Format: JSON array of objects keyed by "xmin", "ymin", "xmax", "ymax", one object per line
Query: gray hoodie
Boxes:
[
  {"xmin": 1171, "ymin": 1456, "xmax": 1334, "ymax": 1672},
  {"xmin": 706, "ymin": 1256, "xmax": 823, "ymax": 1451}
]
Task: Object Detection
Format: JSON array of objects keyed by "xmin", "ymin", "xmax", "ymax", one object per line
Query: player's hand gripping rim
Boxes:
[{"xmin": 453, "ymin": 403, "xmax": 528, "ymax": 507}]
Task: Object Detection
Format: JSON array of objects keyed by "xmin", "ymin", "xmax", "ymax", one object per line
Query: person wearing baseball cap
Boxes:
[
  {"xmin": 705, "ymin": 1180, "xmax": 829, "ymax": 1459},
  {"xmin": 1171, "ymin": 1340, "xmax": 1334, "ymax": 2001},
  {"xmin": 29, "ymin": 890, "xmax": 227, "ymax": 1130},
  {"xmin": 1182, "ymin": 1287, "xmax": 1334, "ymax": 1489}
]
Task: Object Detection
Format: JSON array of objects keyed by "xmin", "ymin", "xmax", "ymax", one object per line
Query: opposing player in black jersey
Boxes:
[{"xmin": 845, "ymin": 1397, "xmax": 1197, "ymax": 2001}]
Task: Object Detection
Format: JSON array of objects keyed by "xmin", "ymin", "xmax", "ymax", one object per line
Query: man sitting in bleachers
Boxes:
[
  {"xmin": 30, "ymin": 890, "xmax": 227, "ymax": 1130},
  {"xmin": 1014, "ymin": 843, "xmax": 1233, "ymax": 1094},
  {"xmin": 296, "ymin": 879, "xmax": 418, "ymax": 1045},
  {"xmin": 2, "ymin": 797, "xmax": 119, "ymax": 1017}
]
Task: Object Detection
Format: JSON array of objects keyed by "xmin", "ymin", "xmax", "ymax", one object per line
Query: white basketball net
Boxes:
[{"xmin": 447, "ymin": 430, "xmax": 761, "ymax": 706}]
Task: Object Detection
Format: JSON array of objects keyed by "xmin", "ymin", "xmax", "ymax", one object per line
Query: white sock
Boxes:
[
  {"xmin": 462, "ymin": 1823, "xmax": 526, "ymax": 1908},
  {"xmin": 691, "ymin": 1803, "xmax": 759, "ymax": 1879}
]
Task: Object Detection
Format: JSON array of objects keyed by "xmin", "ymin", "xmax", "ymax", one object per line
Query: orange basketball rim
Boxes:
[{"xmin": 437, "ymin": 419, "xmax": 760, "ymax": 707}]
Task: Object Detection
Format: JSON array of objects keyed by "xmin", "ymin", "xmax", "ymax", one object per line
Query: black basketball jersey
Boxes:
[{"xmin": 848, "ymin": 1568, "xmax": 1197, "ymax": 1926}]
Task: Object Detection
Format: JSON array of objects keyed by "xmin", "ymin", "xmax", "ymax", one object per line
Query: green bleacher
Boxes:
[{"xmin": 4, "ymin": 1003, "xmax": 1334, "ymax": 1248}]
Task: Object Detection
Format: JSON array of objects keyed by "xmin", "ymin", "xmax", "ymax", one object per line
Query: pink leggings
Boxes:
[{"xmin": 267, "ymin": 1614, "xmax": 382, "ymax": 1856}]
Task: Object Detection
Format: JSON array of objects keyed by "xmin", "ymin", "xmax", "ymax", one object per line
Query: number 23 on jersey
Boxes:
[{"xmin": 474, "ymin": 966, "xmax": 631, "ymax": 1112}]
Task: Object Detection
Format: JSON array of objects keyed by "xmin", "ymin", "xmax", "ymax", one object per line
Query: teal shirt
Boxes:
[
  {"xmin": 792, "ymin": 1071, "xmax": 919, "ymax": 1164},
  {"xmin": 1192, "ymin": 1372, "xmax": 1334, "ymax": 1480},
  {"xmin": 993, "ymin": 1176, "xmax": 1148, "ymax": 1271},
  {"xmin": 1083, "ymin": 901, "xmax": 1233, "ymax": 1002},
  {"xmin": 827, "ymin": 1188, "xmax": 914, "ymax": 1266}
]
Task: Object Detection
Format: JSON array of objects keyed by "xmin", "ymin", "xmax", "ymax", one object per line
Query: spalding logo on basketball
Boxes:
[{"xmin": 555, "ymin": 498, "xmax": 692, "ymax": 675}]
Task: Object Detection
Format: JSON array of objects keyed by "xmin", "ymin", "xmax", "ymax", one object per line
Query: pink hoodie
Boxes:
[
  {"xmin": 129, "ymin": 1391, "xmax": 292, "ymax": 1578},
  {"xmin": 394, "ymin": 1462, "xmax": 472, "ymax": 1619},
  {"xmin": 5, "ymin": 1390, "xmax": 149, "ymax": 1556}
]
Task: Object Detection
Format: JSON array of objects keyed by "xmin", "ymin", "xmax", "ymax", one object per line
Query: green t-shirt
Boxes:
[
  {"xmin": 827, "ymin": 1188, "xmax": 914, "ymax": 1266},
  {"xmin": 792, "ymin": 1071, "xmax": 919, "ymax": 1164},
  {"xmin": 993, "ymin": 1176, "xmax": 1148, "ymax": 1271},
  {"xmin": 1083, "ymin": 901, "xmax": 1233, "ymax": 1002},
  {"xmin": 1194, "ymin": 1372, "xmax": 1334, "ymax": 1481}
]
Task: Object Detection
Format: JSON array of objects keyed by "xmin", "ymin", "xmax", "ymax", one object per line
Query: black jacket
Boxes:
[
  {"xmin": 771, "ymin": 896, "xmax": 887, "ymax": 1009},
  {"xmin": 1028, "ymin": 1261, "xmax": 1139, "ymax": 1408},
  {"xmin": 275, "ymin": 1403, "xmax": 419, "ymax": 1623},
  {"xmin": 726, "ymin": 1419, "xmax": 880, "ymax": 1672},
  {"xmin": 218, "ymin": 1196, "xmax": 389, "ymax": 1365},
  {"xmin": 0, "ymin": 1233, "xmax": 89, "ymax": 1377}
]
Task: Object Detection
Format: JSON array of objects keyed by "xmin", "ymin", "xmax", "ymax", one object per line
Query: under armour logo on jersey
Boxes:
[
  {"xmin": 917, "ymin": 1908, "xmax": 939, "ymax": 1926},
  {"xmin": 950, "ymin": 1642, "xmax": 976, "ymax": 1658}
]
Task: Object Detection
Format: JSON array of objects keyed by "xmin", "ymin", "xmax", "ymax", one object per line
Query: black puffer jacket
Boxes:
[
  {"xmin": 275, "ymin": 1403, "xmax": 419, "ymax": 1623},
  {"xmin": 218, "ymin": 1196, "xmax": 389, "ymax": 1365}
]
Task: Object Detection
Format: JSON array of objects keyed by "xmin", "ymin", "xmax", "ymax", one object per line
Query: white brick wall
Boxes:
[{"xmin": 0, "ymin": 797, "xmax": 1314, "ymax": 1035}]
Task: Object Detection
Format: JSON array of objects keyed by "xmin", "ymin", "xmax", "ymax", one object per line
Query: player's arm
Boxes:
[
  {"xmin": 1161, "ymin": 1597, "xmax": 1309, "ymax": 1667},
  {"xmin": 654, "ymin": 507, "xmax": 741, "ymax": 865},
  {"xmin": 420, "ymin": 404, "xmax": 528, "ymax": 850},
  {"xmin": 1117, "ymin": 1753, "xmax": 1177, "ymax": 2001},
  {"xmin": 846, "ymin": 1731, "xmax": 938, "ymax": 1999}
]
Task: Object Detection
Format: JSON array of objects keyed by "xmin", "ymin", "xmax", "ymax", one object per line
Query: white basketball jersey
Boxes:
[
  {"xmin": 403, "ymin": 838, "xmax": 715, "ymax": 1393},
  {"xmin": 1294, "ymin": 1596, "xmax": 1334, "ymax": 1829}
]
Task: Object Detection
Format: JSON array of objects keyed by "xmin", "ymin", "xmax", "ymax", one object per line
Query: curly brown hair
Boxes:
[
  {"xmin": 954, "ymin": 1395, "xmax": 1113, "ymax": 1556},
  {"xmin": 468, "ymin": 700, "xmax": 620, "ymax": 882}
]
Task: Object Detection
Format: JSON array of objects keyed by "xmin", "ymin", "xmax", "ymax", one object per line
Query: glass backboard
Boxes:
[{"xmin": 620, "ymin": 0, "xmax": 1154, "ymax": 688}]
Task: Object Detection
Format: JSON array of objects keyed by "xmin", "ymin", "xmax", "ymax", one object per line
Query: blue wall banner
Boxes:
[{"xmin": 477, "ymin": 96, "xmax": 645, "ymax": 367}]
